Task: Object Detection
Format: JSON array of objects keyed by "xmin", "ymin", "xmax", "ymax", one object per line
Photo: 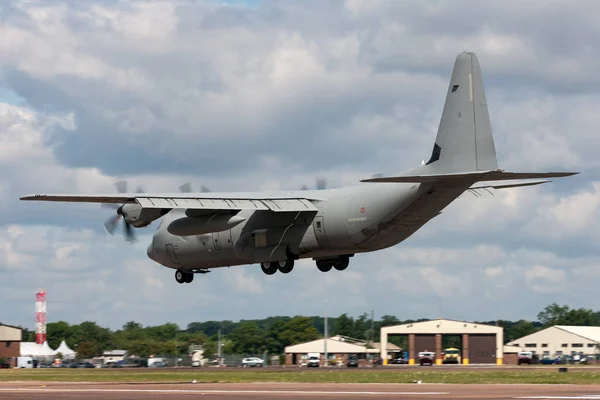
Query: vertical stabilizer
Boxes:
[{"xmin": 425, "ymin": 52, "xmax": 498, "ymax": 173}]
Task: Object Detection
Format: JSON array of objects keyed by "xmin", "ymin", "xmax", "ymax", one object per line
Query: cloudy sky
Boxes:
[{"xmin": 1, "ymin": 0, "xmax": 599, "ymax": 333}]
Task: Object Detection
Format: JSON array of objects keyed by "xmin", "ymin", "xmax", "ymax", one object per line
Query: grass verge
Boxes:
[{"xmin": 1, "ymin": 368, "xmax": 599, "ymax": 384}]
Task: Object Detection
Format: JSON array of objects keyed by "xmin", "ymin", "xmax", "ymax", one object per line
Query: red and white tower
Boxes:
[{"xmin": 35, "ymin": 288, "xmax": 47, "ymax": 344}]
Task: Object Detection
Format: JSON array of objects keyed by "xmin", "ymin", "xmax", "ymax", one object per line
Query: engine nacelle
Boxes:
[
  {"xmin": 121, "ymin": 204, "xmax": 165, "ymax": 228},
  {"xmin": 167, "ymin": 213, "xmax": 246, "ymax": 236}
]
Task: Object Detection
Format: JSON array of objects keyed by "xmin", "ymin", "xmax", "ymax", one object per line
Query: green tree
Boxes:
[
  {"xmin": 123, "ymin": 321, "xmax": 143, "ymax": 331},
  {"xmin": 353, "ymin": 313, "xmax": 371, "ymax": 341},
  {"xmin": 538, "ymin": 303, "xmax": 570, "ymax": 327},
  {"xmin": 71, "ymin": 321, "xmax": 112, "ymax": 351},
  {"xmin": 332, "ymin": 313, "xmax": 354, "ymax": 336},
  {"xmin": 278, "ymin": 316, "xmax": 320, "ymax": 349},
  {"xmin": 203, "ymin": 341, "xmax": 217, "ymax": 358},
  {"xmin": 46, "ymin": 321, "xmax": 73, "ymax": 349},
  {"xmin": 228, "ymin": 321, "xmax": 266, "ymax": 354},
  {"xmin": 75, "ymin": 341, "xmax": 100, "ymax": 358},
  {"xmin": 506, "ymin": 320, "xmax": 538, "ymax": 342}
]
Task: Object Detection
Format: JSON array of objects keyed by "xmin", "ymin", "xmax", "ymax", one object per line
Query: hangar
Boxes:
[
  {"xmin": 380, "ymin": 318, "xmax": 503, "ymax": 365},
  {"xmin": 0, "ymin": 323, "xmax": 23, "ymax": 368},
  {"xmin": 506, "ymin": 325, "xmax": 600, "ymax": 359},
  {"xmin": 284, "ymin": 335, "xmax": 401, "ymax": 366}
]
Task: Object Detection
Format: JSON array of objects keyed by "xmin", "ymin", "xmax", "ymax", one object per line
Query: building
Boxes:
[
  {"xmin": 284, "ymin": 335, "xmax": 401, "ymax": 366},
  {"xmin": 502, "ymin": 345, "xmax": 523, "ymax": 365},
  {"xmin": 0, "ymin": 323, "xmax": 23, "ymax": 368},
  {"xmin": 506, "ymin": 326, "xmax": 600, "ymax": 359},
  {"xmin": 380, "ymin": 318, "xmax": 504, "ymax": 365},
  {"xmin": 102, "ymin": 349, "xmax": 128, "ymax": 363}
]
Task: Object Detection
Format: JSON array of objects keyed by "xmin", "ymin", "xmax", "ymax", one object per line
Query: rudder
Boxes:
[{"xmin": 425, "ymin": 52, "xmax": 498, "ymax": 173}]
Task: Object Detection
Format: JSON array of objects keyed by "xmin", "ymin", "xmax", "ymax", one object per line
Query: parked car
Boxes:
[
  {"xmin": 241, "ymin": 357, "xmax": 264, "ymax": 367},
  {"xmin": 306, "ymin": 355, "xmax": 320, "ymax": 368},
  {"xmin": 148, "ymin": 361, "xmax": 167, "ymax": 368},
  {"xmin": 517, "ymin": 351, "xmax": 533, "ymax": 365},
  {"xmin": 103, "ymin": 361, "xmax": 123, "ymax": 368},
  {"xmin": 68, "ymin": 362, "xmax": 95, "ymax": 368},
  {"xmin": 418, "ymin": 351, "xmax": 435, "ymax": 366},
  {"xmin": 347, "ymin": 355, "xmax": 359, "ymax": 368},
  {"xmin": 540, "ymin": 356, "xmax": 555, "ymax": 365}
]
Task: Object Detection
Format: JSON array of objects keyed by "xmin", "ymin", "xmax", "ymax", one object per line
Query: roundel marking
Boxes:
[{"xmin": 360, "ymin": 207, "xmax": 365, "ymax": 213}]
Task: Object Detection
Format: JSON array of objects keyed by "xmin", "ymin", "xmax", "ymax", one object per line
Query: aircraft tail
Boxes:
[
  {"xmin": 424, "ymin": 51, "xmax": 498, "ymax": 174},
  {"xmin": 361, "ymin": 52, "xmax": 579, "ymax": 185}
]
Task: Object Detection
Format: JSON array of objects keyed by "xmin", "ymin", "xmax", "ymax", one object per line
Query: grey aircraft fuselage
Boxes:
[{"xmin": 146, "ymin": 179, "xmax": 466, "ymax": 271}]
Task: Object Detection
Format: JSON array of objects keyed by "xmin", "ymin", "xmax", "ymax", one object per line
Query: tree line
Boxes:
[{"xmin": 18, "ymin": 303, "xmax": 600, "ymax": 359}]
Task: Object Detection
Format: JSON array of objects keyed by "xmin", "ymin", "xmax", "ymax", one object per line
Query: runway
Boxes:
[{"xmin": 2, "ymin": 382, "xmax": 600, "ymax": 399}]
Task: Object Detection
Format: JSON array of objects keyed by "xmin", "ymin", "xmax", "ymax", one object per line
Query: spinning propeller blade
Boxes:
[{"xmin": 102, "ymin": 180, "xmax": 137, "ymax": 243}]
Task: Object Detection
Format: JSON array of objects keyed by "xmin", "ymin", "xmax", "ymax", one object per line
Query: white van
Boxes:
[{"xmin": 17, "ymin": 356, "xmax": 34, "ymax": 368}]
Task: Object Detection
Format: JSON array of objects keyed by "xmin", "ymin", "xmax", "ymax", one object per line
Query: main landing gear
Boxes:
[
  {"xmin": 175, "ymin": 269, "xmax": 194, "ymax": 284},
  {"xmin": 316, "ymin": 255, "xmax": 350, "ymax": 272},
  {"xmin": 260, "ymin": 259, "xmax": 294, "ymax": 275}
]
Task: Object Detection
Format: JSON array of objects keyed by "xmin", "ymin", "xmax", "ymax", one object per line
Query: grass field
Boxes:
[{"xmin": 1, "ymin": 368, "xmax": 600, "ymax": 384}]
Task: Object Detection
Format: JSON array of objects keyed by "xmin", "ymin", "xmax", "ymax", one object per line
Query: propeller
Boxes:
[
  {"xmin": 101, "ymin": 180, "xmax": 140, "ymax": 243},
  {"xmin": 316, "ymin": 178, "xmax": 327, "ymax": 190},
  {"xmin": 300, "ymin": 178, "xmax": 328, "ymax": 190},
  {"xmin": 179, "ymin": 182, "xmax": 211, "ymax": 193}
]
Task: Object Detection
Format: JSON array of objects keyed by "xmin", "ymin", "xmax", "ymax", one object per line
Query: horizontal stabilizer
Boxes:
[{"xmin": 361, "ymin": 169, "xmax": 578, "ymax": 184}]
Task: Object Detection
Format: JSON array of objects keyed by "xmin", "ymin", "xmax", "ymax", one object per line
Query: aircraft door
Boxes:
[
  {"xmin": 165, "ymin": 244, "xmax": 180, "ymax": 265},
  {"xmin": 313, "ymin": 215, "xmax": 330, "ymax": 247}
]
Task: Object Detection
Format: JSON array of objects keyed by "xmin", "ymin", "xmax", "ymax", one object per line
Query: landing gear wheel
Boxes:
[
  {"xmin": 175, "ymin": 269, "xmax": 186, "ymax": 284},
  {"xmin": 278, "ymin": 259, "xmax": 294, "ymax": 274},
  {"xmin": 316, "ymin": 260, "xmax": 332, "ymax": 272},
  {"xmin": 184, "ymin": 272, "xmax": 194, "ymax": 283},
  {"xmin": 261, "ymin": 262, "xmax": 278, "ymax": 275},
  {"xmin": 333, "ymin": 256, "xmax": 349, "ymax": 271}
]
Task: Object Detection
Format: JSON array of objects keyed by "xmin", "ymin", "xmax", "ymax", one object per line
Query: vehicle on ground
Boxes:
[
  {"xmin": 518, "ymin": 351, "xmax": 533, "ymax": 365},
  {"xmin": 68, "ymin": 362, "xmax": 95, "ymax": 368},
  {"xmin": 241, "ymin": 357, "xmax": 264, "ymax": 367},
  {"xmin": 20, "ymin": 52, "xmax": 578, "ymax": 285},
  {"xmin": 191, "ymin": 350, "xmax": 204, "ymax": 367},
  {"xmin": 418, "ymin": 351, "xmax": 435, "ymax": 366},
  {"xmin": 104, "ymin": 361, "xmax": 123, "ymax": 368},
  {"xmin": 347, "ymin": 355, "xmax": 359, "ymax": 368},
  {"xmin": 442, "ymin": 348, "xmax": 461, "ymax": 364},
  {"xmin": 540, "ymin": 356, "xmax": 555, "ymax": 365},
  {"xmin": 306, "ymin": 355, "xmax": 320, "ymax": 368},
  {"xmin": 391, "ymin": 357, "xmax": 408, "ymax": 364},
  {"xmin": 17, "ymin": 357, "xmax": 34, "ymax": 368},
  {"xmin": 149, "ymin": 361, "xmax": 167, "ymax": 368}
]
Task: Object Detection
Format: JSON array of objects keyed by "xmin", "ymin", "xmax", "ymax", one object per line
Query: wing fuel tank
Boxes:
[{"xmin": 167, "ymin": 214, "xmax": 246, "ymax": 236}]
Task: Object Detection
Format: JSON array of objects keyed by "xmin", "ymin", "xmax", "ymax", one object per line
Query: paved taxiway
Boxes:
[{"xmin": 1, "ymin": 382, "xmax": 600, "ymax": 399}]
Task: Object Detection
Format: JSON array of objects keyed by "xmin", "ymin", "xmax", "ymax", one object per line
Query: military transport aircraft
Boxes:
[{"xmin": 20, "ymin": 52, "xmax": 578, "ymax": 284}]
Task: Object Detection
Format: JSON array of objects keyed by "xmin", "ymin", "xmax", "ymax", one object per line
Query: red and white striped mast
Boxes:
[{"xmin": 35, "ymin": 288, "xmax": 47, "ymax": 344}]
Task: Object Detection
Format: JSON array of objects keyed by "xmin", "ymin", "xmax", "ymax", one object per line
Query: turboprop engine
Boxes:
[{"xmin": 167, "ymin": 213, "xmax": 246, "ymax": 236}]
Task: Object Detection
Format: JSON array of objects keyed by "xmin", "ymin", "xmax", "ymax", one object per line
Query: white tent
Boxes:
[
  {"xmin": 54, "ymin": 340, "xmax": 76, "ymax": 359},
  {"xmin": 20, "ymin": 342, "xmax": 56, "ymax": 358}
]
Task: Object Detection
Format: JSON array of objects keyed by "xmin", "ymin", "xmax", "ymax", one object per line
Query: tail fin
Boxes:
[{"xmin": 425, "ymin": 52, "xmax": 498, "ymax": 173}]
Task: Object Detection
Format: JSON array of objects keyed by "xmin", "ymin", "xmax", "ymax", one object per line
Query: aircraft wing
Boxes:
[{"xmin": 19, "ymin": 192, "xmax": 321, "ymax": 213}]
